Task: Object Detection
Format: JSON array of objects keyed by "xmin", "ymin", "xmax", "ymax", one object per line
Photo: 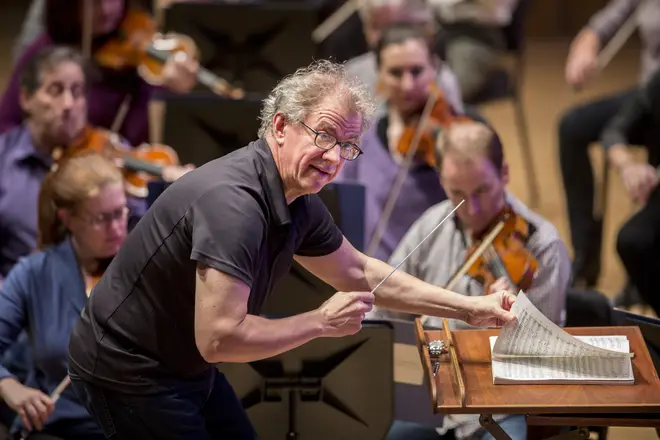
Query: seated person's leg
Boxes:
[
  {"xmin": 386, "ymin": 420, "xmax": 443, "ymax": 440},
  {"xmin": 558, "ymin": 89, "xmax": 637, "ymax": 287},
  {"xmin": 475, "ymin": 414, "xmax": 526, "ymax": 440},
  {"xmin": 445, "ymin": 36, "xmax": 498, "ymax": 102},
  {"xmin": 616, "ymin": 185, "xmax": 660, "ymax": 316},
  {"xmin": 34, "ymin": 418, "xmax": 106, "ymax": 440}
]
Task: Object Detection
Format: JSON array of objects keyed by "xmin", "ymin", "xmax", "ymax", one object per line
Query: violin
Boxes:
[
  {"xmin": 55, "ymin": 125, "xmax": 182, "ymax": 199},
  {"xmin": 395, "ymin": 82, "xmax": 471, "ymax": 168},
  {"xmin": 463, "ymin": 205, "xmax": 539, "ymax": 294},
  {"xmin": 93, "ymin": 9, "xmax": 245, "ymax": 99},
  {"xmin": 366, "ymin": 81, "xmax": 471, "ymax": 256}
]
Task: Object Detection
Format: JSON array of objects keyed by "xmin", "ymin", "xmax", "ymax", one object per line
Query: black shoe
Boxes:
[
  {"xmin": 570, "ymin": 222, "xmax": 603, "ymax": 288},
  {"xmin": 613, "ymin": 281, "xmax": 645, "ymax": 308},
  {"xmin": 571, "ymin": 253, "xmax": 601, "ymax": 288}
]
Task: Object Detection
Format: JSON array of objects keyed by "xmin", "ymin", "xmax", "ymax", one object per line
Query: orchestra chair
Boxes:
[
  {"xmin": 564, "ymin": 287, "xmax": 614, "ymax": 328},
  {"xmin": 461, "ymin": 0, "xmax": 538, "ymax": 207}
]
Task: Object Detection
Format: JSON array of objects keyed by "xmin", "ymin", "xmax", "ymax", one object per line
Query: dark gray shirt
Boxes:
[{"xmin": 68, "ymin": 139, "xmax": 344, "ymax": 394}]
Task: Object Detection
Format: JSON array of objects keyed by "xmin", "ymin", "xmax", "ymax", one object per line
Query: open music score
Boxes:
[
  {"xmin": 489, "ymin": 293, "xmax": 634, "ymax": 385},
  {"xmin": 414, "ymin": 322, "xmax": 660, "ymax": 416}
]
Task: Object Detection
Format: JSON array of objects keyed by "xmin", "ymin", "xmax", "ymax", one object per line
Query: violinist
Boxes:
[
  {"xmin": 336, "ymin": 24, "xmax": 458, "ymax": 261},
  {"xmin": 0, "ymin": 153, "xmax": 126, "ymax": 440},
  {"xmin": 0, "ymin": 45, "xmax": 191, "ymax": 281},
  {"xmin": 346, "ymin": 0, "xmax": 464, "ymax": 115},
  {"xmin": 369, "ymin": 121, "xmax": 570, "ymax": 440},
  {"xmin": 0, "ymin": 0, "xmax": 198, "ymax": 146}
]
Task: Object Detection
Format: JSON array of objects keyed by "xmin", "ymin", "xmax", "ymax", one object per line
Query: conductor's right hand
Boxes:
[
  {"xmin": 318, "ymin": 291, "xmax": 375, "ymax": 337},
  {"xmin": 0, "ymin": 379, "xmax": 54, "ymax": 431}
]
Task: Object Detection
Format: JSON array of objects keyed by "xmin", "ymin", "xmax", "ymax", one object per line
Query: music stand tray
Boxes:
[{"xmin": 414, "ymin": 320, "xmax": 660, "ymax": 440}]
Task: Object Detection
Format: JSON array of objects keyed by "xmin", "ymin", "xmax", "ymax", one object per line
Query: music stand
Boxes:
[
  {"xmin": 215, "ymin": 321, "xmax": 394, "ymax": 440},
  {"xmin": 261, "ymin": 182, "xmax": 365, "ymax": 317},
  {"xmin": 157, "ymin": 91, "xmax": 263, "ymax": 167},
  {"xmin": 612, "ymin": 308, "xmax": 660, "ymax": 373},
  {"xmin": 162, "ymin": 1, "xmax": 321, "ymax": 94}
]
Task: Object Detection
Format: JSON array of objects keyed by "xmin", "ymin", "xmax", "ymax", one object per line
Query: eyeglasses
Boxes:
[
  {"xmin": 81, "ymin": 206, "xmax": 129, "ymax": 228},
  {"xmin": 301, "ymin": 123, "xmax": 363, "ymax": 161}
]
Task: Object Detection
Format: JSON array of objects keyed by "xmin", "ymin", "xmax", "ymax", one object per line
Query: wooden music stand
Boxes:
[{"xmin": 414, "ymin": 319, "xmax": 660, "ymax": 440}]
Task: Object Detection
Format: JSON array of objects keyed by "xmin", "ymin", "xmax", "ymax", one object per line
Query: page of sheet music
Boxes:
[
  {"xmin": 489, "ymin": 335, "xmax": 633, "ymax": 381},
  {"xmin": 492, "ymin": 291, "xmax": 633, "ymax": 359}
]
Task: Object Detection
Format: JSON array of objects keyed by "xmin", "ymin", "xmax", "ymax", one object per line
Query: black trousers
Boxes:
[
  {"xmin": 617, "ymin": 185, "xmax": 660, "ymax": 316},
  {"xmin": 70, "ymin": 369, "xmax": 257, "ymax": 440},
  {"xmin": 558, "ymin": 88, "xmax": 638, "ymax": 264}
]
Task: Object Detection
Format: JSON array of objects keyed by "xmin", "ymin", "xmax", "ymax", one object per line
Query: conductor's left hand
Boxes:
[{"xmin": 463, "ymin": 291, "xmax": 517, "ymax": 328}]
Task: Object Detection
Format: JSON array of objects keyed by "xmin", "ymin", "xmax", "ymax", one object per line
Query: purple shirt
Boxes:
[
  {"xmin": 335, "ymin": 120, "xmax": 447, "ymax": 261},
  {"xmin": 0, "ymin": 124, "xmax": 147, "ymax": 279},
  {"xmin": 0, "ymin": 34, "xmax": 155, "ymax": 146},
  {"xmin": 0, "ymin": 125, "xmax": 52, "ymax": 278}
]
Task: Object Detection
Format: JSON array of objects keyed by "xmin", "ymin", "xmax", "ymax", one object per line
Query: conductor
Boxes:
[{"xmin": 67, "ymin": 60, "xmax": 516, "ymax": 439}]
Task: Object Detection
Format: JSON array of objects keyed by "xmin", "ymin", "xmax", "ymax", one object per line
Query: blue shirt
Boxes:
[
  {"xmin": 0, "ymin": 237, "xmax": 102, "ymax": 435},
  {"xmin": 0, "ymin": 125, "xmax": 52, "ymax": 278}
]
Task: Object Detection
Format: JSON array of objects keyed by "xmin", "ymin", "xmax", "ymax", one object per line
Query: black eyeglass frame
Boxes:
[{"xmin": 300, "ymin": 122, "xmax": 363, "ymax": 161}]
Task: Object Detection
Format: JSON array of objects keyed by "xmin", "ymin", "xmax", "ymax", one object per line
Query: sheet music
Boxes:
[
  {"xmin": 490, "ymin": 335, "xmax": 634, "ymax": 382},
  {"xmin": 492, "ymin": 292, "xmax": 633, "ymax": 359}
]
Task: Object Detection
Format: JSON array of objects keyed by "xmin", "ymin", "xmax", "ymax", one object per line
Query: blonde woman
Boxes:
[{"xmin": 0, "ymin": 154, "xmax": 127, "ymax": 439}]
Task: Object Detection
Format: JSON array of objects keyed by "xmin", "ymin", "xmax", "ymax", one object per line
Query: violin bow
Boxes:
[
  {"xmin": 596, "ymin": 1, "xmax": 643, "ymax": 73},
  {"xmin": 312, "ymin": 0, "xmax": 362, "ymax": 44},
  {"xmin": 365, "ymin": 88, "xmax": 441, "ymax": 258},
  {"xmin": 419, "ymin": 221, "xmax": 504, "ymax": 325},
  {"xmin": 82, "ymin": 0, "xmax": 93, "ymax": 60},
  {"xmin": 18, "ymin": 376, "xmax": 71, "ymax": 440},
  {"xmin": 573, "ymin": 0, "xmax": 643, "ymax": 92}
]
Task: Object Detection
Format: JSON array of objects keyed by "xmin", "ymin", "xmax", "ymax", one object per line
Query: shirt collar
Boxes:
[
  {"xmin": 12, "ymin": 124, "xmax": 54, "ymax": 168},
  {"xmin": 253, "ymin": 138, "xmax": 291, "ymax": 226}
]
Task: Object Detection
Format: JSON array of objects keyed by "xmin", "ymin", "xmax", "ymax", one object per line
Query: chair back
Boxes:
[
  {"xmin": 565, "ymin": 288, "xmax": 614, "ymax": 327},
  {"xmin": 503, "ymin": 0, "xmax": 533, "ymax": 53}
]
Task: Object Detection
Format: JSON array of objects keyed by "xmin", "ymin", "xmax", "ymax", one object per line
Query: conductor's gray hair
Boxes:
[{"xmin": 257, "ymin": 60, "xmax": 376, "ymax": 138}]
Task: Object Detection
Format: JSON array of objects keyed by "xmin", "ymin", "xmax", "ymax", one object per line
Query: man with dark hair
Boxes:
[
  {"xmin": 0, "ymin": 45, "xmax": 190, "ymax": 280},
  {"xmin": 601, "ymin": 67, "xmax": 660, "ymax": 314},
  {"xmin": 0, "ymin": 45, "xmax": 87, "ymax": 279},
  {"xmin": 370, "ymin": 120, "xmax": 570, "ymax": 440}
]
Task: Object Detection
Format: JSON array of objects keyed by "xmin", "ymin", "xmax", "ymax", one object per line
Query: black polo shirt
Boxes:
[{"xmin": 68, "ymin": 139, "xmax": 344, "ymax": 393}]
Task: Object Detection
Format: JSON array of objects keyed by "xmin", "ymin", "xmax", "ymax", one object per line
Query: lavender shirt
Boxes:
[
  {"xmin": 0, "ymin": 125, "xmax": 147, "ymax": 279},
  {"xmin": 0, "ymin": 34, "xmax": 155, "ymax": 146},
  {"xmin": 334, "ymin": 120, "xmax": 447, "ymax": 262},
  {"xmin": 0, "ymin": 125, "xmax": 52, "ymax": 278}
]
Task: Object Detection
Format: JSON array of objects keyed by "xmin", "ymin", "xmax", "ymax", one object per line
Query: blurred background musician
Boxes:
[
  {"xmin": 0, "ymin": 0, "xmax": 198, "ymax": 146},
  {"xmin": 345, "ymin": 0, "xmax": 464, "ymax": 116},
  {"xmin": 0, "ymin": 153, "xmax": 127, "ymax": 440},
  {"xmin": 369, "ymin": 120, "xmax": 570, "ymax": 440},
  {"xmin": 430, "ymin": 0, "xmax": 520, "ymax": 102},
  {"xmin": 335, "ymin": 24, "xmax": 456, "ymax": 262},
  {"xmin": 0, "ymin": 45, "xmax": 190, "ymax": 283},
  {"xmin": 600, "ymin": 66, "xmax": 660, "ymax": 312},
  {"xmin": 557, "ymin": 0, "xmax": 660, "ymax": 288}
]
